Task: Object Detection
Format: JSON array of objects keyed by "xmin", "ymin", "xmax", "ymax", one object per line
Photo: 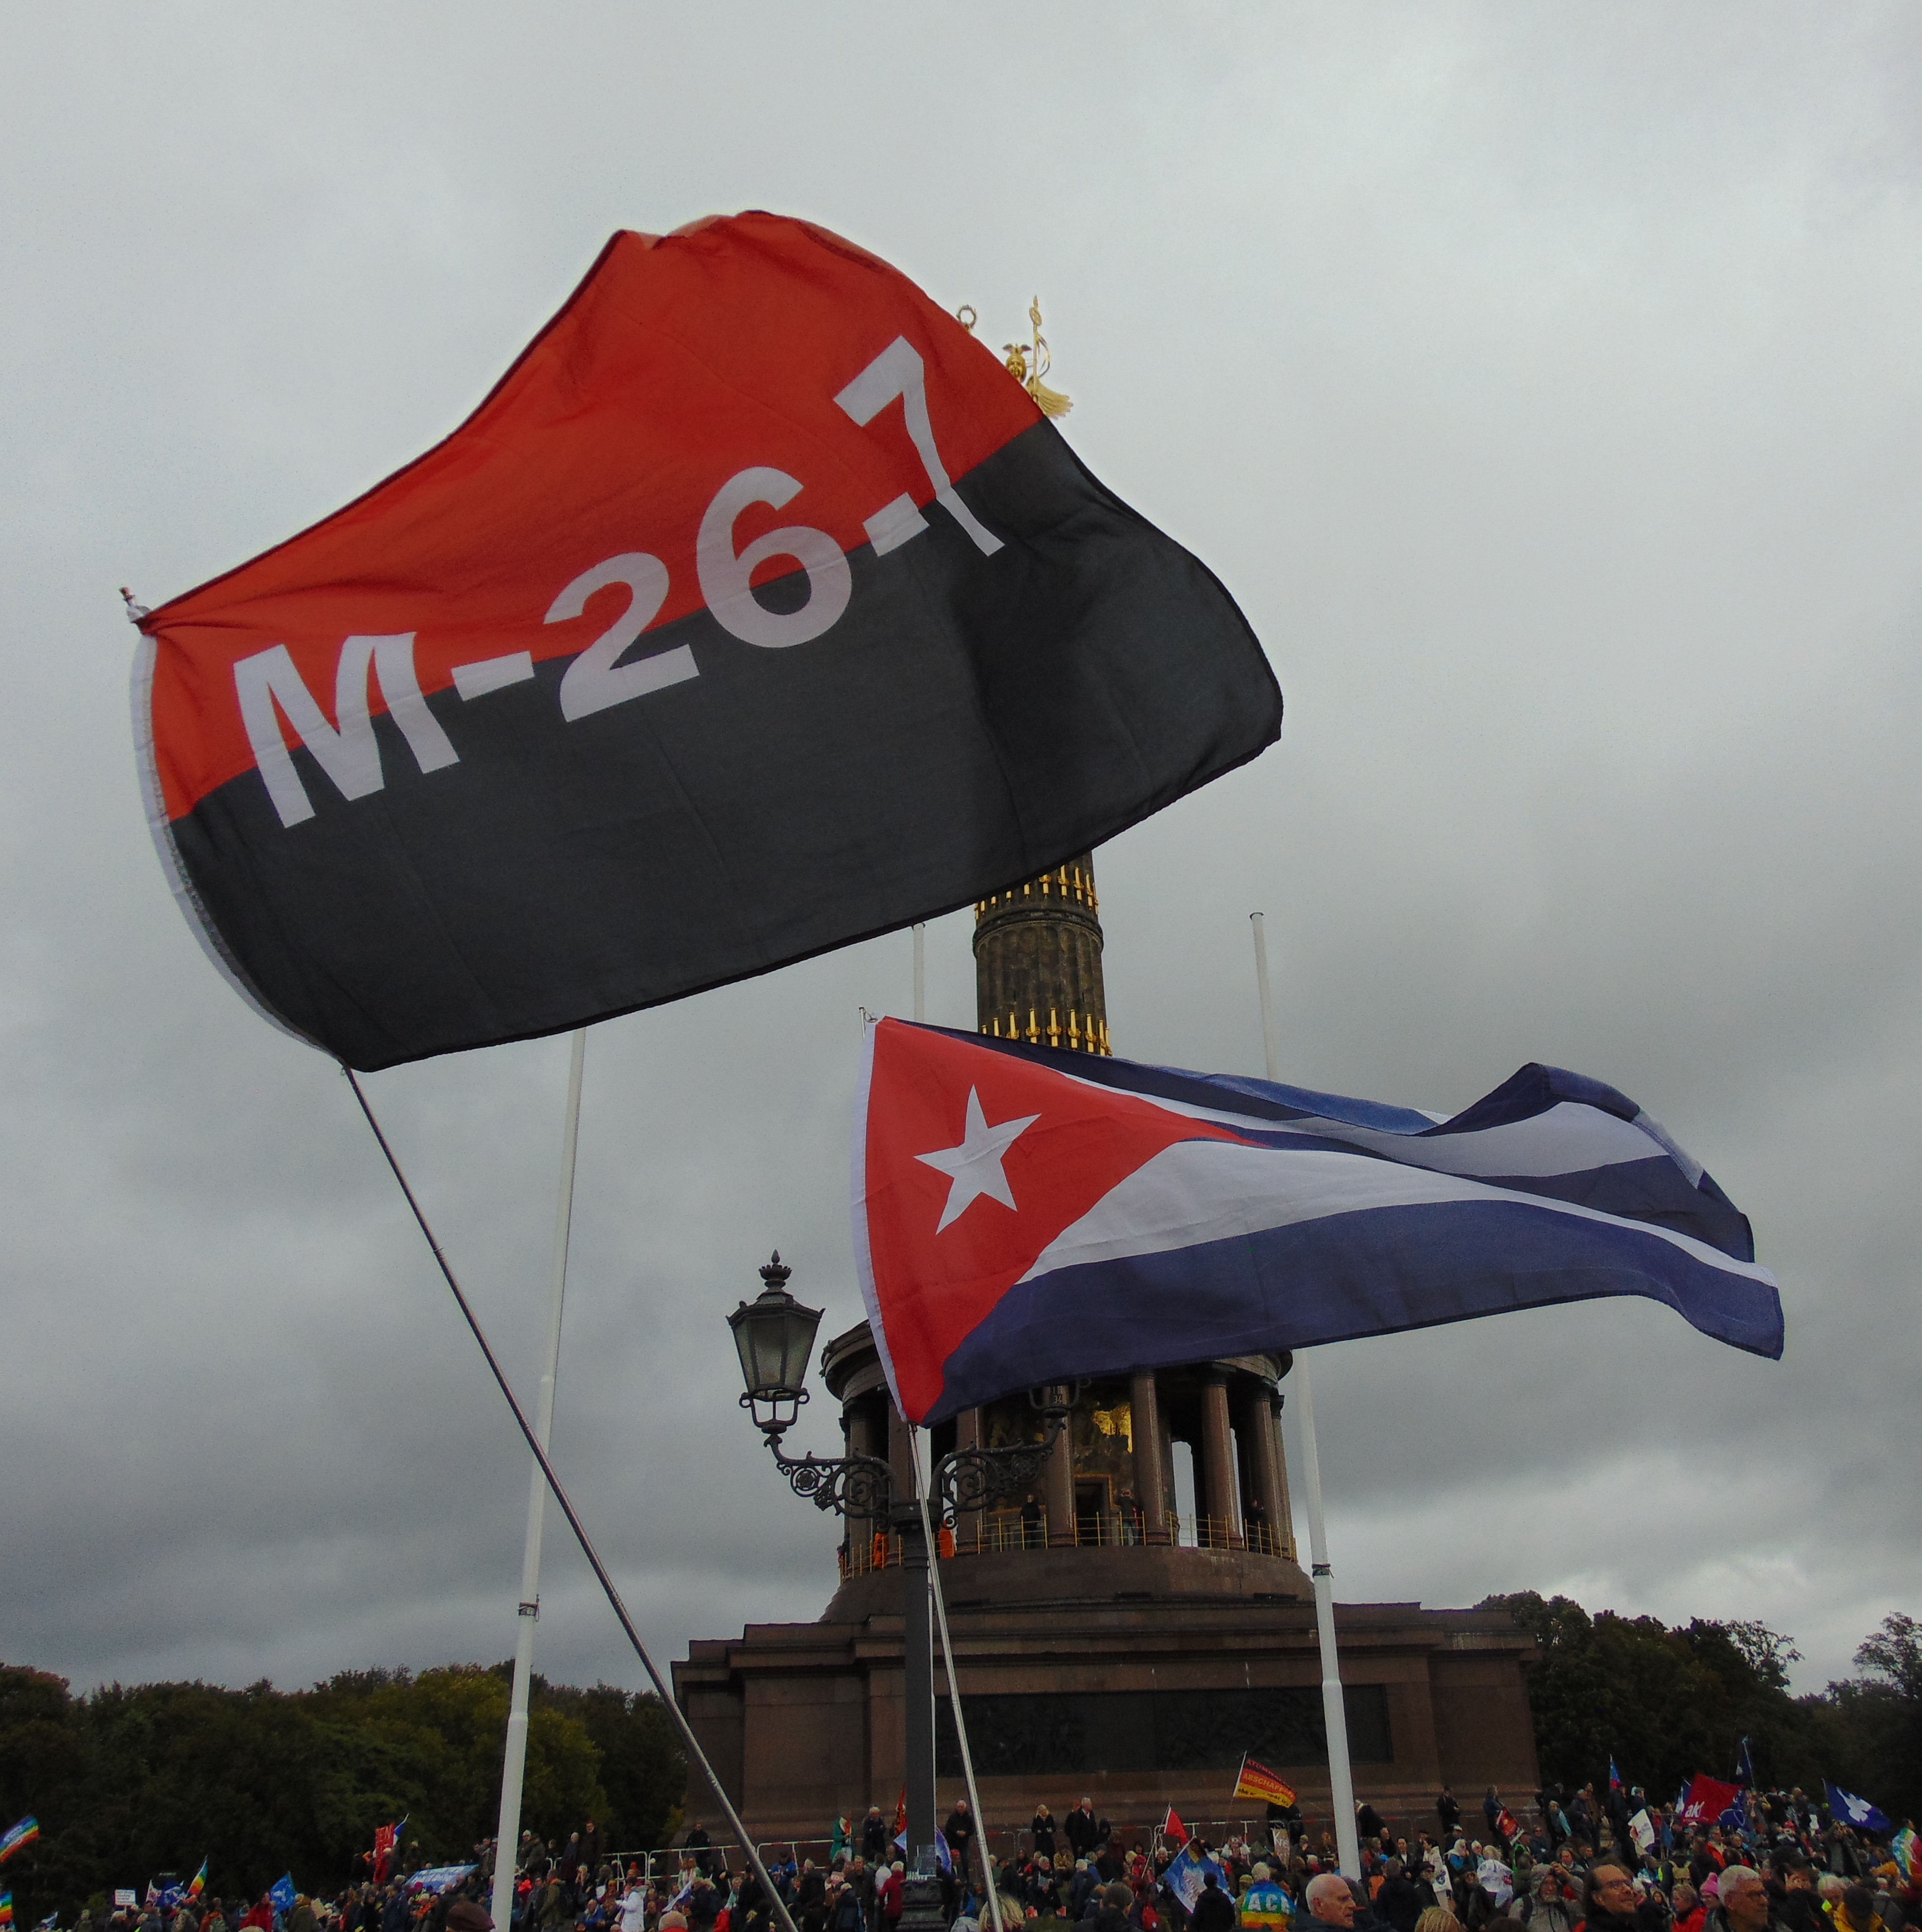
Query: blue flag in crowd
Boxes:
[
  {"xmin": 1167, "ymin": 1846, "xmax": 1229, "ymax": 1914},
  {"xmin": 1828, "ymin": 1785, "xmax": 1894, "ymax": 1835},
  {"xmin": 1609, "ymin": 1759, "xmax": 1623, "ymax": 1793},
  {"xmin": 1736, "ymin": 1737, "xmax": 1756, "ymax": 1788},
  {"xmin": 891, "ymin": 1830, "xmax": 952, "ymax": 1876},
  {"xmin": 269, "ymin": 1877, "xmax": 297, "ymax": 1914},
  {"xmin": 405, "ymin": 1869, "xmax": 476, "ymax": 1898}
]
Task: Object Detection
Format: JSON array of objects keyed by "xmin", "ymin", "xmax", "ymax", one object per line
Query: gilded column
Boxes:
[
  {"xmin": 973, "ymin": 855, "xmax": 1110, "ymax": 1053},
  {"xmin": 1130, "ymin": 1373, "xmax": 1168, "ymax": 1543}
]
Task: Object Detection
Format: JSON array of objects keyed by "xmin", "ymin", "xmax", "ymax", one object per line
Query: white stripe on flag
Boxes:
[{"xmin": 1017, "ymin": 1141, "xmax": 1776, "ymax": 1287}]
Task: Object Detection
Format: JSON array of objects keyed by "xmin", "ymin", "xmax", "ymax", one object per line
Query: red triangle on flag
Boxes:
[{"xmin": 862, "ymin": 1021, "xmax": 1247, "ymax": 1421}]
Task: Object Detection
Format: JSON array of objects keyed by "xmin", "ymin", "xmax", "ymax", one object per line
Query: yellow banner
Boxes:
[{"xmin": 1233, "ymin": 1756, "xmax": 1297, "ymax": 1806}]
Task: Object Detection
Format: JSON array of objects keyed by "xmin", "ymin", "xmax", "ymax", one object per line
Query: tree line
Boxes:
[
  {"xmin": 0, "ymin": 1663, "xmax": 686, "ymax": 1926},
  {"xmin": 1485, "ymin": 1595, "xmax": 1922, "ymax": 1821}
]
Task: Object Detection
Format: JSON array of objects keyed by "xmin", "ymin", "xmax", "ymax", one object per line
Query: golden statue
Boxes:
[{"xmin": 957, "ymin": 298, "xmax": 1073, "ymax": 418}]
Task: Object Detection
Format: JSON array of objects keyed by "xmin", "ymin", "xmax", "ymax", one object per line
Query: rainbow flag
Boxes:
[
  {"xmin": 1233, "ymin": 1755, "xmax": 1298, "ymax": 1808},
  {"xmin": 2, "ymin": 1888, "xmax": 16, "ymax": 1927},
  {"xmin": 0, "ymin": 1823, "xmax": 34, "ymax": 1869},
  {"xmin": 187, "ymin": 1863, "xmax": 208, "ymax": 1901},
  {"xmin": 1892, "ymin": 1828, "xmax": 1916, "ymax": 1880}
]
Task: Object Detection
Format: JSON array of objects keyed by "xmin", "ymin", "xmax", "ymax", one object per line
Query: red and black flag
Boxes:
[{"xmin": 134, "ymin": 213, "xmax": 1279, "ymax": 1069}]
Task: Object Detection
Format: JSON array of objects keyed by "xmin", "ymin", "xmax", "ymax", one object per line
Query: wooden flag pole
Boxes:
[
  {"xmin": 491, "ymin": 1027, "xmax": 586, "ymax": 1932},
  {"xmin": 1250, "ymin": 914, "xmax": 1362, "ymax": 1882}
]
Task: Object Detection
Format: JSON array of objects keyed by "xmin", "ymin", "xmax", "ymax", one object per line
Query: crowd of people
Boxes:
[{"xmin": 41, "ymin": 1781, "xmax": 1918, "ymax": 1932}]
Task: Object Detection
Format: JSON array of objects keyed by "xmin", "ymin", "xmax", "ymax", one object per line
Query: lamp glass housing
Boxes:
[{"xmin": 728, "ymin": 1263, "xmax": 823, "ymax": 1431}]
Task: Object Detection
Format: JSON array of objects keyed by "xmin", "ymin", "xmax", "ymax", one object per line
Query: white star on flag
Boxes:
[{"xmin": 915, "ymin": 1086, "xmax": 1041, "ymax": 1232}]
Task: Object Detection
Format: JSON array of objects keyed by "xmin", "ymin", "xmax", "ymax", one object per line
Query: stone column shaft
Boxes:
[
  {"xmin": 1236, "ymin": 1384, "xmax": 1289, "ymax": 1557},
  {"xmin": 1044, "ymin": 1414, "xmax": 1075, "ymax": 1546},
  {"xmin": 1199, "ymin": 1373, "xmax": 1240, "ymax": 1547},
  {"xmin": 1267, "ymin": 1394, "xmax": 1298, "ymax": 1559},
  {"xmin": 1130, "ymin": 1373, "xmax": 1169, "ymax": 1542}
]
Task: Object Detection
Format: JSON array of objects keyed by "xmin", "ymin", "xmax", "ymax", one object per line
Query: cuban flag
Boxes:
[{"xmin": 852, "ymin": 1021, "xmax": 1782, "ymax": 1424}]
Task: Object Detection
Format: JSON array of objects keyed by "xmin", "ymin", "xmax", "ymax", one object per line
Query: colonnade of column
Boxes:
[{"xmin": 926, "ymin": 1366, "xmax": 1295, "ymax": 1560}]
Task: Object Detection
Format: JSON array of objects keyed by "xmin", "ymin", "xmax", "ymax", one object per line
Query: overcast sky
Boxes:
[{"xmin": 3, "ymin": 4, "xmax": 1918, "ymax": 1746}]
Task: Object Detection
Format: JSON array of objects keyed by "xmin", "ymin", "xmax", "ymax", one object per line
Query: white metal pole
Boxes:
[
  {"xmin": 910, "ymin": 1430, "xmax": 1004, "ymax": 1932},
  {"xmin": 1292, "ymin": 1358, "xmax": 1361, "ymax": 1880},
  {"xmin": 1249, "ymin": 915, "xmax": 1360, "ymax": 1882},
  {"xmin": 1251, "ymin": 912, "xmax": 1281, "ymax": 1089},
  {"xmin": 491, "ymin": 1027, "xmax": 587, "ymax": 1932},
  {"xmin": 912, "ymin": 923, "xmax": 926, "ymax": 1024}
]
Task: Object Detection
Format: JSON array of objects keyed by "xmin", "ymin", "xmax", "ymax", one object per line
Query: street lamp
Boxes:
[
  {"xmin": 725, "ymin": 1254, "xmax": 1079, "ymax": 1903},
  {"xmin": 728, "ymin": 1253, "xmax": 823, "ymax": 1432}
]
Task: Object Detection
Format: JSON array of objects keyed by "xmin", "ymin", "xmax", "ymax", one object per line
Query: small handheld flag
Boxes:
[
  {"xmin": 855, "ymin": 1021, "xmax": 1782, "ymax": 1424},
  {"xmin": 1891, "ymin": 1827, "xmax": 1916, "ymax": 1879},
  {"xmin": 1165, "ymin": 1847, "xmax": 1227, "ymax": 1915},
  {"xmin": 1826, "ymin": 1784, "xmax": 1893, "ymax": 1835},
  {"xmin": 1609, "ymin": 1758, "xmax": 1623, "ymax": 1793},
  {"xmin": 269, "ymin": 1877, "xmax": 297, "ymax": 1915},
  {"xmin": 0, "ymin": 1824, "xmax": 34, "ymax": 1869},
  {"xmin": 1233, "ymin": 1756, "xmax": 1298, "ymax": 1808},
  {"xmin": 186, "ymin": 1864, "xmax": 207, "ymax": 1903},
  {"xmin": 2, "ymin": 1893, "xmax": 15, "ymax": 1928},
  {"xmin": 1162, "ymin": 1808, "xmax": 1189, "ymax": 1850},
  {"xmin": 1735, "ymin": 1738, "xmax": 1756, "ymax": 1789}
]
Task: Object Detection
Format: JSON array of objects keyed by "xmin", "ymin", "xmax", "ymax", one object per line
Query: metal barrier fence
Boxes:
[
  {"xmin": 604, "ymin": 1818, "xmax": 1298, "ymax": 1884},
  {"xmin": 838, "ymin": 1512, "xmax": 1292, "ymax": 1577}
]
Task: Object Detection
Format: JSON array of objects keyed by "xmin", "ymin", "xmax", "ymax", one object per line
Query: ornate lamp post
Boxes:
[{"xmin": 727, "ymin": 1254, "xmax": 1076, "ymax": 1898}]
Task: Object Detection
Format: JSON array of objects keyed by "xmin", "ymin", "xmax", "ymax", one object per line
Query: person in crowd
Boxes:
[
  {"xmin": 1378, "ymin": 1862, "xmax": 1424, "ymax": 1932},
  {"xmin": 1415, "ymin": 1911, "xmax": 1465, "ymax": 1932},
  {"xmin": 1305, "ymin": 1877, "xmax": 1364, "ymax": 1932},
  {"xmin": 1033, "ymin": 1808, "xmax": 1059, "ymax": 1861},
  {"xmin": 1836, "ymin": 1888, "xmax": 1884, "ymax": 1932},
  {"xmin": 1189, "ymin": 1874, "xmax": 1237, "ymax": 1932},
  {"xmin": 943, "ymin": 1802, "xmax": 977, "ymax": 1885},
  {"xmin": 1522, "ymin": 1867, "xmax": 1579, "ymax": 1932},
  {"xmin": 862, "ymin": 1813, "xmax": 891, "ymax": 1868},
  {"xmin": 1067, "ymin": 1805, "xmax": 1104, "ymax": 1866},
  {"xmin": 1708, "ymin": 1870, "xmax": 1788, "ymax": 1932},
  {"xmin": 876, "ymin": 1864, "xmax": 904, "ymax": 1932},
  {"xmin": 1578, "ymin": 1867, "xmax": 1645, "ymax": 1932}
]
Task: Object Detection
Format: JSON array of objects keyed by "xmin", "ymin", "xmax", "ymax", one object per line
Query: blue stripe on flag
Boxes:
[{"xmin": 934, "ymin": 1197, "xmax": 1782, "ymax": 1416}]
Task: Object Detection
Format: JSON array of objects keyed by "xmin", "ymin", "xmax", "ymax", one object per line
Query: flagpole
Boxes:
[
  {"xmin": 1250, "ymin": 914, "xmax": 1361, "ymax": 1883},
  {"xmin": 909, "ymin": 1428, "xmax": 1005, "ymax": 1932},
  {"xmin": 491, "ymin": 1026, "xmax": 587, "ymax": 1932},
  {"xmin": 912, "ymin": 923, "xmax": 926, "ymax": 1024}
]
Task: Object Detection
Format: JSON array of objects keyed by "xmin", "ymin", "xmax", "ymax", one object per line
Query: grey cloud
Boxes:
[{"xmin": 2, "ymin": 4, "xmax": 1917, "ymax": 1714}]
